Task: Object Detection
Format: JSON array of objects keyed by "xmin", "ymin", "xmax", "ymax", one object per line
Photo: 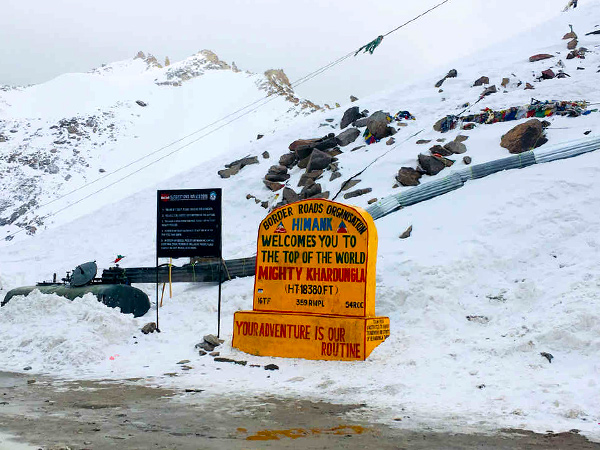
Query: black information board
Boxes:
[{"xmin": 156, "ymin": 189, "xmax": 222, "ymax": 258}]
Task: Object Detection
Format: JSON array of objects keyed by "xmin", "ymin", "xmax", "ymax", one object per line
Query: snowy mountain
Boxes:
[
  {"xmin": 0, "ymin": 49, "xmax": 319, "ymax": 238},
  {"xmin": 1, "ymin": 0, "xmax": 600, "ymax": 443}
]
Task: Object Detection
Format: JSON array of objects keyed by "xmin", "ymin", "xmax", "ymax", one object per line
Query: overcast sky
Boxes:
[{"xmin": 1, "ymin": 0, "xmax": 566, "ymax": 103}]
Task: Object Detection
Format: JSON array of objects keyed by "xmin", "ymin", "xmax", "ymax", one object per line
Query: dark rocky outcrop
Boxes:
[
  {"xmin": 429, "ymin": 144, "xmax": 453, "ymax": 156},
  {"xmin": 340, "ymin": 107, "xmax": 362, "ymax": 129},
  {"xmin": 366, "ymin": 111, "xmax": 394, "ymax": 140},
  {"xmin": 336, "ymin": 128, "xmax": 361, "ymax": 147},
  {"xmin": 396, "ymin": 167, "xmax": 422, "ymax": 186},
  {"xmin": 500, "ymin": 119, "xmax": 547, "ymax": 154},
  {"xmin": 443, "ymin": 141, "xmax": 467, "ymax": 154},
  {"xmin": 306, "ymin": 149, "xmax": 332, "ymax": 172},
  {"xmin": 418, "ymin": 154, "xmax": 446, "ymax": 176},
  {"xmin": 279, "ymin": 153, "xmax": 297, "ymax": 168}
]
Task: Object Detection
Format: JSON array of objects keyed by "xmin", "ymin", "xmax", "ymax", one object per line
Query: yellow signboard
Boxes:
[
  {"xmin": 233, "ymin": 311, "xmax": 390, "ymax": 361},
  {"xmin": 254, "ymin": 199, "xmax": 377, "ymax": 317},
  {"xmin": 233, "ymin": 199, "xmax": 389, "ymax": 361}
]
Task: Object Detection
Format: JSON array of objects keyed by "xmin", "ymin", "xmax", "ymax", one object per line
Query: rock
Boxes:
[
  {"xmin": 566, "ymin": 50, "xmax": 579, "ymax": 60},
  {"xmin": 283, "ymin": 187, "xmax": 300, "ymax": 203},
  {"xmin": 584, "ymin": 130, "xmax": 592, "ymax": 135},
  {"xmin": 209, "ymin": 352, "xmax": 220, "ymax": 357},
  {"xmin": 429, "ymin": 144, "xmax": 453, "ymax": 157},
  {"xmin": 386, "ymin": 137, "xmax": 395, "ymax": 145},
  {"xmin": 136, "ymin": 100, "xmax": 147, "ymax": 107},
  {"xmin": 351, "ymin": 145, "xmax": 365, "ymax": 152},
  {"xmin": 366, "ymin": 111, "xmax": 393, "ymax": 140},
  {"xmin": 204, "ymin": 334, "xmax": 223, "ymax": 347},
  {"xmin": 325, "ymin": 118, "xmax": 334, "ymax": 123},
  {"xmin": 300, "ymin": 183, "xmax": 322, "ymax": 199},
  {"xmin": 463, "ymin": 156, "xmax": 472, "ymax": 165},
  {"xmin": 525, "ymin": 83, "xmax": 535, "ymax": 90},
  {"xmin": 99, "ymin": 168, "xmax": 106, "ymax": 173},
  {"xmin": 399, "ymin": 225, "xmax": 413, "ymax": 239},
  {"xmin": 0, "ymin": 135, "xmax": 7, "ymax": 142},
  {"xmin": 214, "ymin": 357, "xmax": 247, "ymax": 366},
  {"xmin": 330, "ymin": 171, "xmax": 341, "ymax": 181},
  {"xmin": 454, "ymin": 135, "xmax": 469, "ymax": 143},
  {"xmin": 279, "ymin": 153, "xmax": 297, "ymax": 168},
  {"xmin": 298, "ymin": 170, "xmax": 323, "ymax": 187},
  {"xmin": 297, "ymin": 155, "xmax": 310, "ymax": 169},
  {"xmin": 263, "ymin": 180, "xmax": 284, "ymax": 191},
  {"xmin": 352, "ymin": 117, "xmax": 369, "ymax": 128},
  {"xmin": 198, "ymin": 350, "xmax": 207, "ymax": 356},
  {"xmin": 267, "ymin": 165, "xmax": 287, "ymax": 174},
  {"xmin": 529, "ymin": 53, "xmax": 554, "ymax": 62},
  {"xmin": 264, "ymin": 364, "xmax": 279, "ymax": 370},
  {"xmin": 264, "ymin": 172, "xmax": 290, "ymax": 182},
  {"xmin": 567, "ymin": 38, "xmax": 578, "ymax": 50},
  {"xmin": 343, "ymin": 188, "xmax": 372, "ymax": 199},
  {"xmin": 501, "ymin": 77, "xmax": 510, "ymax": 88},
  {"xmin": 289, "ymin": 138, "xmax": 318, "ymax": 153},
  {"xmin": 141, "ymin": 322, "xmax": 157, "ymax": 334},
  {"xmin": 340, "ymin": 106, "xmax": 362, "ymax": 129},
  {"xmin": 443, "ymin": 141, "xmax": 467, "ymax": 154},
  {"xmin": 473, "ymin": 76, "xmax": 489, "ymax": 86},
  {"xmin": 500, "ymin": 119, "xmax": 547, "ymax": 154},
  {"xmin": 177, "ymin": 359, "xmax": 191, "ymax": 364},
  {"xmin": 446, "ymin": 69, "xmax": 458, "ymax": 78},
  {"xmin": 416, "ymin": 139, "xmax": 431, "ymax": 144},
  {"xmin": 257, "ymin": 134, "xmax": 264, "ymax": 140},
  {"xmin": 418, "ymin": 154, "xmax": 446, "ymax": 176},
  {"xmin": 367, "ymin": 198, "xmax": 377, "ymax": 205},
  {"xmin": 306, "ymin": 149, "xmax": 333, "ymax": 172},
  {"xmin": 434, "ymin": 155, "xmax": 455, "ymax": 167},
  {"xmin": 327, "ymin": 147, "xmax": 343, "ymax": 157},
  {"xmin": 335, "ymin": 128, "xmax": 360, "ymax": 146},
  {"xmin": 195, "ymin": 341, "xmax": 215, "ymax": 352},
  {"xmin": 395, "ymin": 167, "xmax": 422, "ymax": 187},
  {"xmin": 262, "ymin": 151, "xmax": 270, "ymax": 159},
  {"xmin": 563, "ymin": 31, "xmax": 577, "ymax": 40},
  {"xmin": 540, "ymin": 352, "xmax": 554, "ymax": 363},
  {"xmin": 314, "ymin": 134, "xmax": 338, "ymax": 151},
  {"xmin": 246, "ymin": 194, "xmax": 254, "ymax": 200},
  {"xmin": 261, "ymin": 201, "xmax": 269, "ymax": 208},
  {"xmin": 541, "ymin": 69, "xmax": 555, "ymax": 79},
  {"xmin": 434, "ymin": 78, "xmax": 446, "ymax": 88},
  {"xmin": 219, "ymin": 156, "xmax": 259, "ymax": 178},
  {"xmin": 481, "ymin": 85, "xmax": 497, "ymax": 97},
  {"xmin": 23, "ymin": 366, "xmax": 32, "ymax": 371},
  {"xmin": 340, "ymin": 179, "xmax": 361, "ymax": 191}
]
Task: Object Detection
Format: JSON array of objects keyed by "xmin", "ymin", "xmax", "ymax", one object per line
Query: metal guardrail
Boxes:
[{"xmin": 366, "ymin": 136, "xmax": 600, "ymax": 220}]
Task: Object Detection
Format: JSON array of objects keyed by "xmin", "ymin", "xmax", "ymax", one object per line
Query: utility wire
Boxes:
[{"xmin": 4, "ymin": 0, "xmax": 453, "ymax": 241}]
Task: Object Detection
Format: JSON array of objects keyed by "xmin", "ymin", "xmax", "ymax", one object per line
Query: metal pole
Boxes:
[
  {"xmin": 156, "ymin": 256, "xmax": 160, "ymax": 331},
  {"xmin": 217, "ymin": 257, "xmax": 222, "ymax": 338}
]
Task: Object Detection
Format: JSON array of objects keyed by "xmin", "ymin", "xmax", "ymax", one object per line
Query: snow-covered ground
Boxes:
[{"xmin": 1, "ymin": 0, "xmax": 600, "ymax": 442}]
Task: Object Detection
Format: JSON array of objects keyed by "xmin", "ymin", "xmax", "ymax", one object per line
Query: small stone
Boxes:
[
  {"xmin": 350, "ymin": 95, "xmax": 358, "ymax": 102},
  {"xmin": 367, "ymin": 198, "xmax": 377, "ymax": 205},
  {"xmin": 335, "ymin": 128, "xmax": 360, "ymax": 147},
  {"xmin": 279, "ymin": 153, "xmax": 297, "ymax": 168},
  {"xmin": 340, "ymin": 179, "xmax": 361, "ymax": 191},
  {"xmin": 466, "ymin": 315, "xmax": 490, "ymax": 324},
  {"xmin": 27, "ymin": 379, "xmax": 36, "ymax": 385},
  {"xmin": 386, "ymin": 137, "xmax": 395, "ymax": 145},
  {"xmin": 330, "ymin": 171, "xmax": 341, "ymax": 181},
  {"xmin": 261, "ymin": 201, "xmax": 269, "ymax": 209},
  {"xmin": 23, "ymin": 366, "xmax": 32, "ymax": 371},
  {"xmin": 264, "ymin": 364, "xmax": 279, "ymax": 371},
  {"xmin": 501, "ymin": 77, "xmax": 510, "ymax": 88},
  {"xmin": 540, "ymin": 352, "xmax": 554, "ymax": 363},
  {"xmin": 257, "ymin": 134, "xmax": 264, "ymax": 140},
  {"xmin": 396, "ymin": 167, "xmax": 422, "ymax": 186},
  {"xmin": 136, "ymin": 100, "xmax": 148, "ymax": 107},
  {"xmin": 524, "ymin": 83, "xmax": 535, "ymax": 90},
  {"xmin": 198, "ymin": 350, "xmax": 207, "ymax": 356},
  {"xmin": 443, "ymin": 141, "xmax": 467, "ymax": 154},
  {"xmin": 203, "ymin": 334, "xmax": 222, "ymax": 347},
  {"xmin": 416, "ymin": 139, "xmax": 431, "ymax": 144},
  {"xmin": 454, "ymin": 135, "xmax": 469, "ymax": 143},
  {"xmin": 99, "ymin": 168, "xmax": 106, "ymax": 173},
  {"xmin": 262, "ymin": 151, "xmax": 270, "ymax": 159},
  {"xmin": 463, "ymin": 156, "xmax": 472, "ymax": 165},
  {"xmin": 209, "ymin": 352, "xmax": 220, "ymax": 357},
  {"xmin": 343, "ymin": 188, "xmax": 372, "ymax": 199},
  {"xmin": 141, "ymin": 322, "xmax": 157, "ymax": 334},
  {"xmin": 351, "ymin": 145, "xmax": 365, "ymax": 152},
  {"xmin": 584, "ymin": 130, "xmax": 591, "ymax": 135},
  {"xmin": 214, "ymin": 357, "xmax": 247, "ymax": 366},
  {"xmin": 177, "ymin": 360, "xmax": 191, "ymax": 365},
  {"xmin": 263, "ymin": 180, "xmax": 284, "ymax": 192},
  {"xmin": 481, "ymin": 85, "xmax": 497, "ymax": 97},
  {"xmin": 529, "ymin": 53, "xmax": 554, "ymax": 62},
  {"xmin": 473, "ymin": 76, "xmax": 489, "ymax": 86},
  {"xmin": 246, "ymin": 194, "xmax": 255, "ymax": 200},
  {"xmin": 340, "ymin": 107, "xmax": 362, "ymax": 129},
  {"xmin": 195, "ymin": 341, "xmax": 215, "ymax": 352},
  {"xmin": 541, "ymin": 69, "xmax": 555, "ymax": 79},
  {"xmin": 567, "ymin": 38, "xmax": 578, "ymax": 50},
  {"xmin": 399, "ymin": 225, "xmax": 413, "ymax": 239}
]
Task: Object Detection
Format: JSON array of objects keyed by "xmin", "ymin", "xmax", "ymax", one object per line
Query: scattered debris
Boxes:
[{"xmin": 399, "ymin": 225, "xmax": 413, "ymax": 239}]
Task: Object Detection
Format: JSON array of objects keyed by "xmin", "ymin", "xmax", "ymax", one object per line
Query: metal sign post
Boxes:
[{"xmin": 156, "ymin": 189, "xmax": 222, "ymax": 333}]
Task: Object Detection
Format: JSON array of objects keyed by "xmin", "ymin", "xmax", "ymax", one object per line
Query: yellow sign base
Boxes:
[{"xmin": 233, "ymin": 311, "xmax": 390, "ymax": 361}]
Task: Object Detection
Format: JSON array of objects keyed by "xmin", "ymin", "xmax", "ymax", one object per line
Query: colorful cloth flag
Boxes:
[{"xmin": 113, "ymin": 255, "xmax": 125, "ymax": 263}]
